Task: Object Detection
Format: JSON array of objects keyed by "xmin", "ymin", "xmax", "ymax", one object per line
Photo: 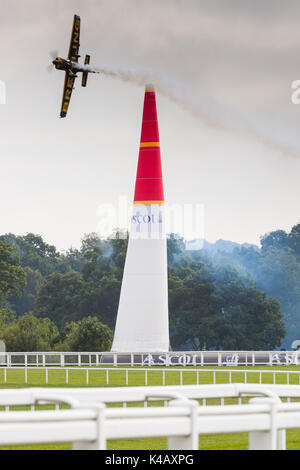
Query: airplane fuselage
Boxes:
[{"xmin": 53, "ymin": 57, "xmax": 95, "ymax": 75}]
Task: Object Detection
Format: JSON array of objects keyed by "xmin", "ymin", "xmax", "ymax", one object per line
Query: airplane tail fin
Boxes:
[{"xmin": 82, "ymin": 55, "xmax": 90, "ymax": 87}]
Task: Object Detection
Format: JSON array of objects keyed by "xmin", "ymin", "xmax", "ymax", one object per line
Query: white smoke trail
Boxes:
[{"xmin": 95, "ymin": 65, "xmax": 299, "ymax": 159}]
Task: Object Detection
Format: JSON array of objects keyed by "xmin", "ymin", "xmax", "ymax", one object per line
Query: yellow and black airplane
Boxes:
[{"xmin": 51, "ymin": 15, "xmax": 99, "ymax": 118}]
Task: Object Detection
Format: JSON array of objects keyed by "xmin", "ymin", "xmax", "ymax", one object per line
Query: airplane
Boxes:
[{"xmin": 51, "ymin": 15, "xmax": 99, "ymax": 118}]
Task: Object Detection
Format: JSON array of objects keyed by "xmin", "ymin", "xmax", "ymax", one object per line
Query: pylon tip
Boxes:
[{"xmin": 145, "ymin": 83, "xmax": 155, "ymax": 93}]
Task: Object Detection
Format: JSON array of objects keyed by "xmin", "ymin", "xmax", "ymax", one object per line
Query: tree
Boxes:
[
  {"xmin": 169, "ymin": 258, "xmax": 286, "ymax": 350},
  {"xmin": 0, "ymin": 308, "xmax": 16, "ymax": 330},
  {"xmin": 288, "ymin": 223, "xmax": 300, "ymax": 256},
  {"xmin": 167, "ymin": 234, "xmax": 185, "ymax": 264},
  {"xmin": 62, "ymin": 247, "xmax": 85, "ymax": 273},
  {"xmin": 0, "ymin": 233, "xmax": 62, "ymax": 276},
  {"xmin": 0, "ymin": 241, "xmax": 26, "ymax": 304},
  {"xmin": 1, "ymin": 313, "xmax": 59, "ymax": 351},
  {"xmin": 81, "ymin": 274, "xmax": 121, "ymax": 328},
  {"xmin": 195, "ymin": 222, "xmax": 300, "ymax": 348},
  {"xmin": 22, "ymin": 233, "xmax": 58, "ymax": 259},
  {"xmin": 10, "ymin": 267, "xmax": 43, "ymax": 317},
  {"xmin": 34, "ymin": 272, "xmax": 85, "ymax": 328},
  {"xmin": 58, "ymin": 316, "xmax": 113, "ymax": 351},
  {"xmin": 261, "ymin": 230, "xmax": 288, "ymax": 251},
  {"xmin": 0, "ymin": 228, "xmax": 291, "ymax": 350}
]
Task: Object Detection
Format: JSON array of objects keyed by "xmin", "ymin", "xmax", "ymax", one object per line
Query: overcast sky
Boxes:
[{"xmin": 1, "ymin": 0, "xmax": 300, "ymax": 250}]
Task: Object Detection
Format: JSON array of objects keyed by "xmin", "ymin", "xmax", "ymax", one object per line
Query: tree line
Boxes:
[
  {"xmin": 197, "ymin": 223, "xmax": 300, "ymax": 348},
  {"xmin": 0, "ymin": 226, "xmax": 292, "ymax": 351}
]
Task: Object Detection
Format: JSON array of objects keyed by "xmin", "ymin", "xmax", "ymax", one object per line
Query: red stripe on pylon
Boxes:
[{"xmin": 134, "ymin": 87, "xmax": 164, "ymax": 203}]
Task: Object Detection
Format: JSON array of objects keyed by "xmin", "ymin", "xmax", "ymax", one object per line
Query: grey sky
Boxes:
[{"xmin": 0, "ymin": 0, "xmax": 300, "ymax": 250}]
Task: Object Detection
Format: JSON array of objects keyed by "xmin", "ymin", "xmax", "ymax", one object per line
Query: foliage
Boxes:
[
  {"xmin": 34, "ymin": 271, "xmax": 85, "ymax": 329},
  {"xmin": 57, "ymin": 316, "xmax": 113, "ymax": 351},
  {"xmin": 0, "ymin": 233, "xmax": 61, "ymax": 276},
  {"xmin": 0, "ymin": 228, "xmax": 291, "ymax": 351},
  {"xmin": 0, "ymin": 241, "xmax": 26, "ymax": 304},
  {"xmin": 169, "ymin": 257, "xmax": 285, "ymax": 350},
  {"xmin": 0, "ymin": 312, "xmax": 59, "ymax": 351},
  {"xmin": 198, "ymin": 222, "xmax": 300, "ymax": 347}
]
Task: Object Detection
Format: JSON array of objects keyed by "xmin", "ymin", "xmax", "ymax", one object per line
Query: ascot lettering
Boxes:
[{"xmin": 132, "ymin": 214, "xmax": 163, "ymax": 224}]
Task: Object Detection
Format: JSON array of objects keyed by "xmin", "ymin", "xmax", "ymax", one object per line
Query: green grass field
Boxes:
[
  {"xmin": 1, "ymin": 365, "xmax": 300, "ymax": 387},
  {"xmin": 1, "ymin": 365, "xmax": 300, "ymax": 450}
]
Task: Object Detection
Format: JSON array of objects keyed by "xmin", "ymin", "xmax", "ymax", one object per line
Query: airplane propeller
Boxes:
[{"xmin": 47, "ymin": 51, "xmax": 59, "ymax": 73}]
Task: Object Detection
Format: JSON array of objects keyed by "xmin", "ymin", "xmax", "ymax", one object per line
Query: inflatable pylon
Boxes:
[{"xmin": 111, "ymin": 85, "xmax": 169, "ymax": 353}]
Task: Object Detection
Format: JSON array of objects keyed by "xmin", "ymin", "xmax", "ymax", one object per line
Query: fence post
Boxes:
[
  {"xmin": 86, "ymin": 369, "xmax": 89, "ymax": 385},
  {"xmin": 166, "ymin": 352, "xmax": 170, "ymax": 367},
  {"xmin": 73, "ymin": 404, "xmax": 107, "ymax": 450},
  {"xmin": 248, "ymin": 397, "xmax": 285, "ymax": 450},
  {"xmin": 268, "ymin": 352, "xmax": 272, "ymax": 366},
  {"xmin": 249, "ymin": 430, "xmax": 274, "ymax": 450},
  {"xmin": 249, "ymin": 427, "xmax": 285, "ymax": 450},
  {"xmin": 218, "ymin": 352, "xmax": 222, "ymax": 367},
  {"xmin": 168, "ymin": 399, "xmax": 199, "ymax": 450}
]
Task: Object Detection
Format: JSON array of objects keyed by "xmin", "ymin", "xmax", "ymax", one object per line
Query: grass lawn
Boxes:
[
  {"xmin": 1, "ymin": 365, "xmax": 300, "ymax": 450},
  {"xmin": 1, "ymin": 365, "xmax": 300, "ymax": 388},
  {"xmin": 1, "ymin": 431, "xmax": 300, "ymax": 451}
]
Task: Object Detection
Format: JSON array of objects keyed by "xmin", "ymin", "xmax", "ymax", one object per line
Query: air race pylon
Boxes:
[{"xmin": 111, "ymin": 86, "xmax": 169, "ymax": 353}]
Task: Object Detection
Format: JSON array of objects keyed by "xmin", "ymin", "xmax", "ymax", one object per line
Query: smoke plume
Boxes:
[{"xmin": 95, "ymin": 64, "xmax": 299, "ymax": 159}]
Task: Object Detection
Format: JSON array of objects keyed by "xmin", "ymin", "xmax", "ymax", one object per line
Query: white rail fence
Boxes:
[
  {"xmin": 2, "ymin": 367, "xmax": 300, "ymax": 388},
  {"xmin": 2, "ymin": 350, "xmax": 300, "ymax": 367},
  {"xmin": 1, "ymin": 383, "xmax": 300, "ymax": 407},
  {"xmin": 1, "ymin": 384, "xmax": 300, "ymax": 449}
]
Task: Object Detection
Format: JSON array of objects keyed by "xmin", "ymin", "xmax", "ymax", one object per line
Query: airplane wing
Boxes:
[
  {"xmin": 67, "ymin": 15, "xmax": 81, "ymax": 62},
  {"xmin": 60, "ymin": 70, "xmax": 76, "ymax": 118}
]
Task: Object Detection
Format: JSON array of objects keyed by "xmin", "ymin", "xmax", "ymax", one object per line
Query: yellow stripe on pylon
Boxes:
[
  {"xmin": 134, "ymin": 201, "xmax": 164, "ymax": 206},
  {"xmin": 140, "ymin": 142, "xmax": 160, "ymax": 148}
]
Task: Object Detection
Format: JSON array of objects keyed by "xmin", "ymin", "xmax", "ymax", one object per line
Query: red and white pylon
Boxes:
[{"xmin": 111, "ymin": 86, "xmax": 169, "ymax": 352}]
